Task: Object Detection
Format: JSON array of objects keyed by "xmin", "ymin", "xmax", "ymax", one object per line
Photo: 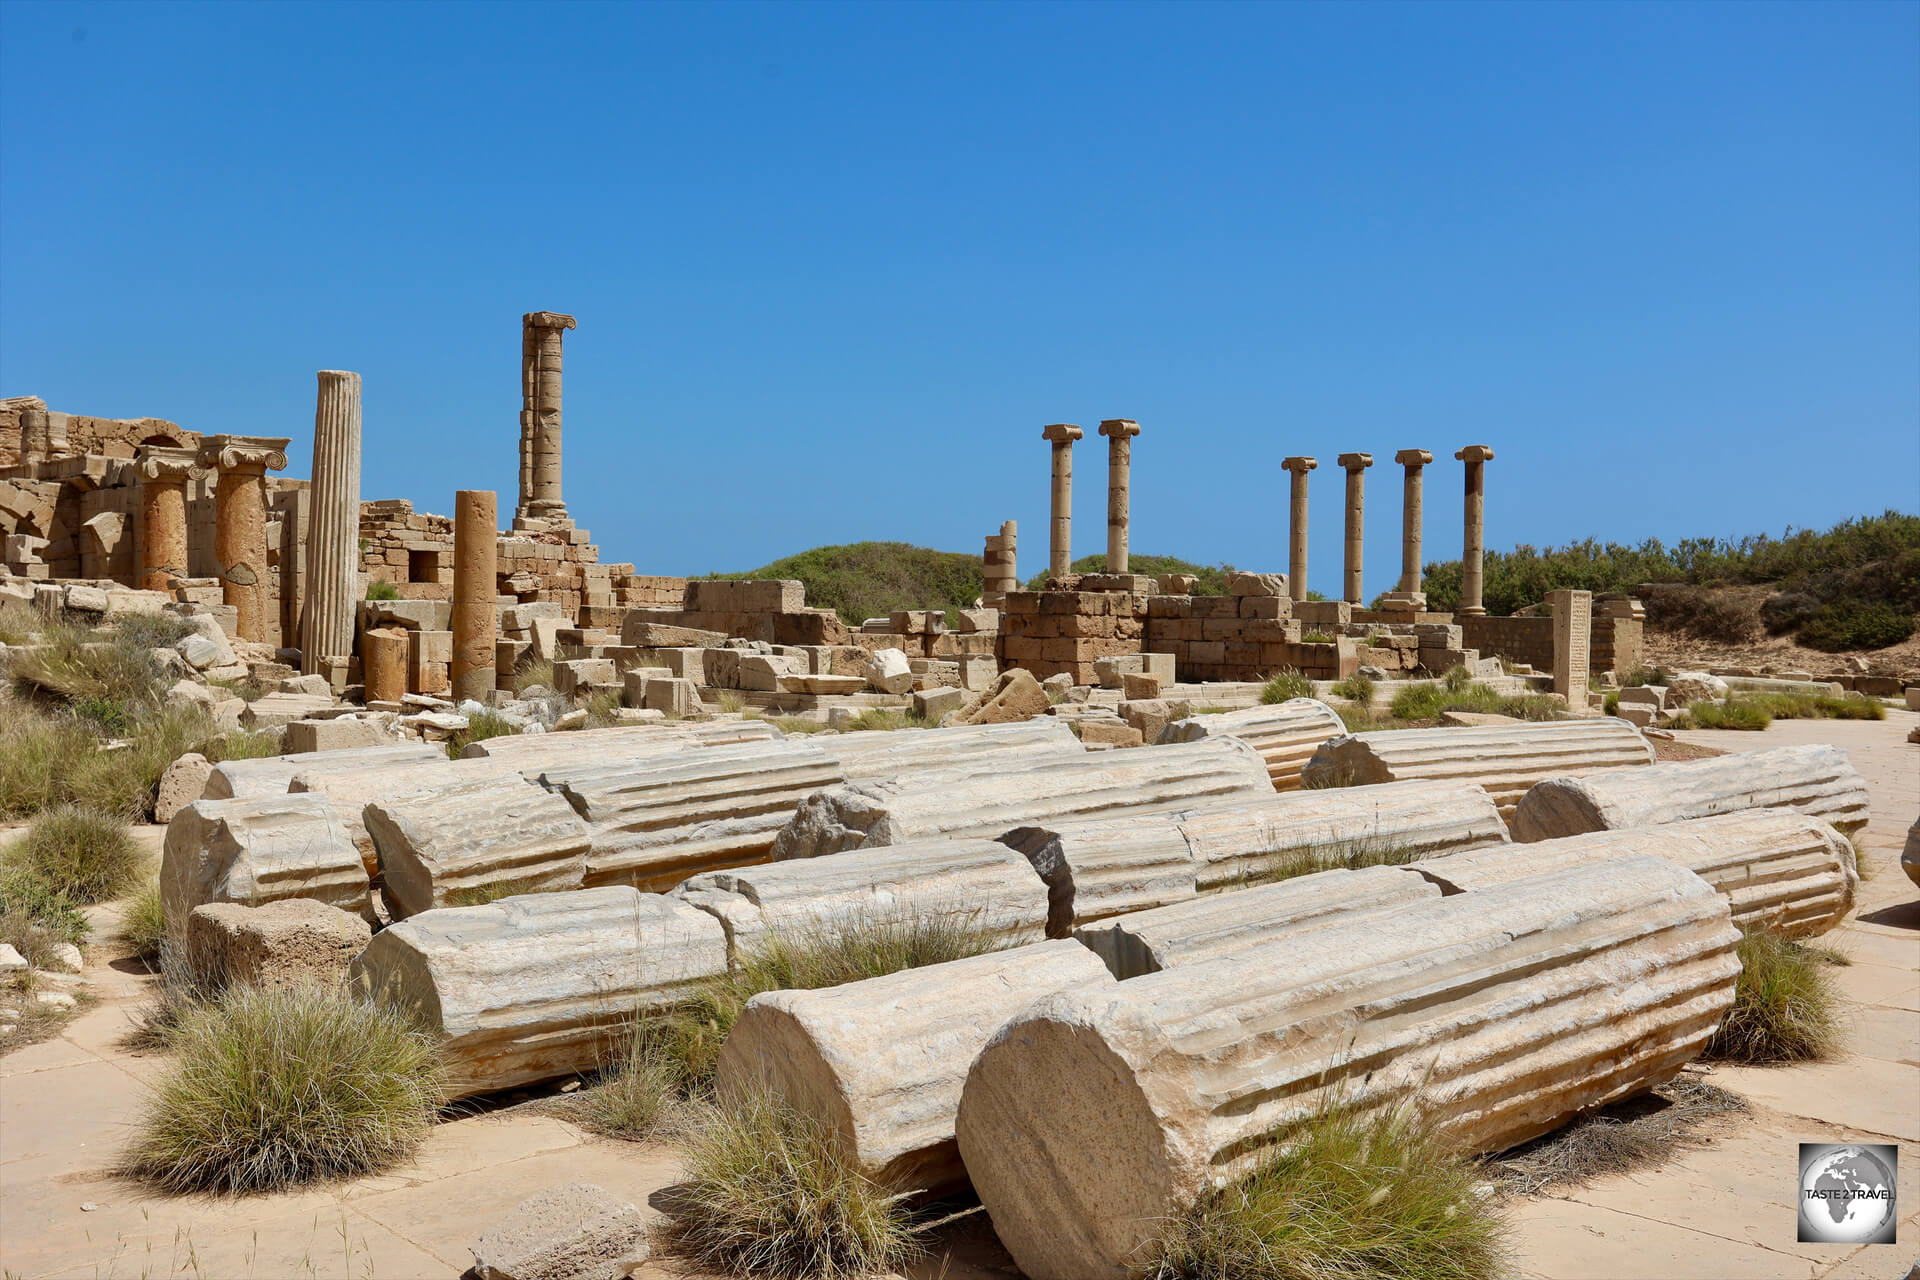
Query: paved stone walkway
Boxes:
[{"xmin": 2, "ymin": 713, "xmax": 1914, "ymax": 1278}]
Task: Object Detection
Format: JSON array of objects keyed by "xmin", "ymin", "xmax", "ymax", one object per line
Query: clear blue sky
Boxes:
[{"xmin": 3, "ymin": 2, "xmax": 1916, "ymax": 592}]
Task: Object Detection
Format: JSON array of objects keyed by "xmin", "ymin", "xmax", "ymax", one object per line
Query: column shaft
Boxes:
[
  {"xmin": 1339, "ymin": 458, "xmax": 1370, "ymax": 605},
  {"xmin": 1394, "ymin": 449, "xmax": 1432, "ymax": 595},
  {"xmin": 200, "ymin": 436, "xmax": 290, "ymax": 644},
  {"xmin": 451, "ymin": 489, "xmax": 499, "ymax": 703},
  {"xmin": 520, "ymin": 312, "xmax": 577, "ymax": 525},
  {"xmin": 1455, "ymin": 445, "xmax": 1495, "ymax": 617},
  {"xmin": 1099, "ymin": 419, "xmax": 1140, "ymax": 575},
  {"xmin": 1282, "ymin": 457, "xmax": 1316, "ymax": 602},
  {"xmin": 1042, "ymin": 423, "xmax": 1084, "ymax": 581},
  {"xmin": 302, "ymin": 371, "xmax": 363, "ymax": 672}
]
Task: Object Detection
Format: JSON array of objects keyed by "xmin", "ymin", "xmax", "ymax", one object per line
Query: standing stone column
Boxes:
[
  {"xmin": 1549, "ymin": 588, "xmax": 1593, "ymax": 705},
  {"xmin": 1394, "ymin": 449, "xmax": 1432, "ymax": 595},
  {"xmin": 199, "ymin": 436, "xmax": 291, "ymax": 642},
  {"xmin": 451, "ymin": 490, "xmax": 499, "ymax": 704},
  {"xmin": 1455, "ymin": 445, "xmax": 1495, "ymax": 617},
  {"xmin": 983, "ymin": 521, "xmax": 1018, "ymax": 596},
  {"xmin": 1337, "ymin": 453, "xmax": 1372, "ymax": 605},
  {"xmin": 1281, "ymin": 457, "xmax": 1316, "ymax": 602},
  {"xmin": 518, "ymin": 311, "xmax": 577, "ymax": 528},
  {"xmin": 301, "ymin": 372, "xmax": 362, "ymax": 674},
  {"xmin": 1000, "ymin": 520, "xmax": 1017, "ymax": 591},
  {"xmin": 1042, "ymin": 423, "xmax": 1084, "ymax": 581},
  {"xmin": 135, "ymin": 445, "xmax": 204, "ymax": 595},
  {"xmin": 1098, "ymin": 419, "xmax": 1142, "ymax": 575}
]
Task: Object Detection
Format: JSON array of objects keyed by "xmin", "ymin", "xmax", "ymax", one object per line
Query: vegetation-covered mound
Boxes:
[
  {"xmin": 710, "ymin": 542, "xmax": 984, "ymax": 625},
  {"xmin": 1023, "ymin": 553, "xmax": 1235, "ymax": 594},
  {"xmin": 1419, "ymin": 511, "xmax": 1918, "ymax": 651}
]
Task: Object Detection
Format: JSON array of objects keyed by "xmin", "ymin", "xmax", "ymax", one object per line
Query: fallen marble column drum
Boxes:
[
  {"xmin": 770, "ymin": 736, "xmax": 1273, "ymax": 861},
  {"xmin": 202, "ymin": 742, "xmax": 446, "ymax": 801},
  {"xmin": 1075, "ymin": 864, "xmax": 1442, "ymax": 979},
  {"xmin": 290, "ymin": 757, "xmax": 509, "ymax": 876},
  {"xmin": 716, "ymin": 939, "xmax": 1113, "ymax": 1195},
  {"xmin": 544, "ymin": 740, "xmax": 847, "ymax": 891},
  {"xmin": 365, "ymin": 776, "xmax": 594, "ymax": 920},
  {"xmin": 955, "ymin": 857, "xmax": 1739, "ymax": 1280},
  {"xmin": 814, "ymin": 718, "xmax": 1085, "ymax": 781},
  {"xmin": 669, "ymin": 839, "xmax": 1049, "ymax": 962},
  {"xmin": 162, "ymin": 793, "xmax": 372, "ymax": 931},
  {"xmin": 1414, "ymin": 810, "xmax": 1859, "ymax": 938},
  {"xmin": 455, "ymin": 717, "xmax": 783, "ymax": 763},
  {"xmin": 998, "ymin": 778, "xmax": 1508, "ymax": 934},
  {"xmin": 1156, "ymin": 697, "xmax": 1346, "ymax": 790},
  {"xmin": 1510, "ymin": 743, "xmax": 1871, "ymax": 842},
  {"xmin": 351, "ymin": 887, "xmax": 727, "ymax": 1099},
  {"xmin": 1301, "ymin": 717, "xmax": 1655, "ymax": 820}
]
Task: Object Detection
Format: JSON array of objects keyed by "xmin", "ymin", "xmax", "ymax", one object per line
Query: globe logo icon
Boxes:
[{"xmin": 1799, "ymin": 1144, "xmax": 1897, "ymax": 1244}]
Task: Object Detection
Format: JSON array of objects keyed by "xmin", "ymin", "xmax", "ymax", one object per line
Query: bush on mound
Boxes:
[{"xmin": 123, "ymin": 983, "xmax": 443, "ymax": 1193}]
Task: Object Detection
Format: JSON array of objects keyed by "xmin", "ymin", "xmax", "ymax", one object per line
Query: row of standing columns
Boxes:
[
  {"xmin": 1040, "ymin": 418, "xmax": 1143, "ymax": 581},
  {"xmin": 1281, "ymin": 446, "xmax": 1494, "ymax": 614}
]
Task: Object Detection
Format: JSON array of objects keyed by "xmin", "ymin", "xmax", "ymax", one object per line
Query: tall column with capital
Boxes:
[
  {"xmin": 1393, "ymin": 449, "xmax": 1432, "ymax": 595},
  {"xmin": 135, "ymin": 445, "xmax": 204, "ymax": 595},
  {"xmin": 1281, "ymin": 456, "xmax": 1316, "ymax": 602},
  {"xmin": 1098, "ymin": 418, "xmax": 1141, "ymax": 574},
  {"xmin": 199, "ymin": 435, "xmax": 290, "ymax": 642},
  {"xmin": 1042, "ymin": 423, "xmax": 1084, "ymax": 581},
  {"xmin": 301, "ymin": 371, "xmax": 362, "ymax": 672},
  {"xmin": 451, "ymin": 489, "xmax": 499, "ymax": 703},
  {"xmin": 1337, "ymin": 453, "xmax": 1372, "ymax": 605},
  {"xmin": 1455, "ymin": 445, "xmax": 1495, "ymax": 617},
  {"xmin": 518, "ymin": 311, "xmax": 577, "ymax": 528}
]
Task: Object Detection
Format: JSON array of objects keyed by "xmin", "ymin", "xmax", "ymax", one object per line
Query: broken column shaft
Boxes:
[
  {"xmin": 135, "ymin": 445, "xmax": 204, "ymax": 595},
  {"xmin": 1338, "ymin": 452, "xmax": 1372, "ymax": 605},
  {"xmin": 518, "ymin": 311, "xmax": 577, "ymax": 527},
  {"xmin": 1394, "ymin": 448, "xmax": 1431, "ymax": 595},
  {"xmin": 1281, "ymin": 456, "xmax": 1315, "ymax": 602},
  {"xmin": 1455, "ymin": 444, "xmax": 1494, "ymax": 616},
  {"xmin": 1098, "ymin": 418, "xmax": 1141, "ymax": 574},
  {"xmin": 1042, "ymin": 423, "xmax": 1084, "ymax": 581},
  {"xmin": 198, "ymin": 435, "xmax": 291, "ymax": 643},
  {"xmin": 451, "ymin": 489, "xmax": 499, "ymax": 703},
  {"xmin": 301, "ymin": 371, "xmax": 362, "ymax": 673}
]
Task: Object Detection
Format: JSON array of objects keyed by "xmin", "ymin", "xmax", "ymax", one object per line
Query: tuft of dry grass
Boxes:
[
  {"xmin": 5, "ymin": 805, "xmax": 144, "ymax": 904},
  {"xmin": 1260, "ymin": 669, "xmax": 1313, "ymax": 704},
  {"xmin": 122, "ymin": 982, "xmax": 443, "ymax": 1194},
  {"xmin": 119, "ymin": 878, "xmax": 167, "ymax": 961},
  {"xmin": 1481, "ymin": 1076, "xmax": 1749, "ymax": 1197},
  {"xmin": 1706, "ymin": 927, "xmax": 1844, "ymax": 1065}
]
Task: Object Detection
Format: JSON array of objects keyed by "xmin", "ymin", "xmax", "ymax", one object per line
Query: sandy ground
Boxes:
[{"xmin": 2, "ymin": 715, "xmax": 1915, "ymax": 1279}]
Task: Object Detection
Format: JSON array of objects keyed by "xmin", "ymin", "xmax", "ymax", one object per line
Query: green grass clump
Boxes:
[
  {"xmin": 122, "ymin": 983, "xmax": 443, "ymax": 1194},
  {"xmin": 760, "ymin": 714, "xmax": 831, "ymax": 734},
  {"xmin": 514, "ymin": 657, "xmax": 555, "ymax": 694},
  {"xmin": 667, "ymin": 1089, "xmax": 922, "ymax": 1278},
  {"xmin": 1147, "ymin": 1101, "xmax": 1506, "ymax": 1280},
  {"xmin": 1330, "ymin": 674, "xmax": 1375, "ymax": 704},
  {"xmin": 6, "ymin": 806, "xmax": 143, "ymax": 905},
  {"xmin": 1239, "ymin": 835, "xmax": 1419, "ymax": 886},
  {"xmin": 656, "ymin": 910, "xmax": 1004, "ymax": 1094},
  {"xmin": 1025, "ymin": 552, "xmax": 1237, "ymax": 595},
  {"xmin": 111, "ymin": 613, "xmax": 197, "ymax": 651},
  {"xmin": 0, "ymin": 598, "xmax": 45, "ymax": 645},
  {"xmin": 1746, "ymin": 692, "xmax": 1886, "ymax": 722},
  {"xmin": 119, "ymin": 879, "xmax": 167, "ymax": 961},
  {"xmin": 445, "ymin": 709, "xmax": 522, "ymax": 759},
  {"xmin": 203, "ymin": 727, "xmax": 283, "ymax": 763},
  {"xmin": 582, "ymin": 1021, "xmax": 685, "ymax": 1142},
  {"xmin": 1300, "ymin": 630, "xmax": 1336, "ymax": 644},
  {"xmin": 1387, "ymin": 679, "xmax": 1564, "ymax": 724},
  {"xmin": 364, "ymin": 579, "xmax": 401, "ymax": 601},
  {"xmin": 1683, "ymin": 700, "xmax": 1773, "ymax": 731},
  {"xmin": 717, "ymin": 541, "xmax": 985, "ymax": 626},
  {"xmin": 838, "ymin": 708, "xmax": 938, "ymax": 733},
  {"xmin": 1260, "ymin": 669, "xmax": 1313, "ymax": 704},
  {"xmin": 0, "ymin": 862, "xmax": 92, "ymax": 968},
  {"xmin": 8, "ymin": 620, "xmax": 167, "ymax": 707},
  {"xmin": 1705, "ymin": 928, "xmax": 1842, "ymax": 1065}
]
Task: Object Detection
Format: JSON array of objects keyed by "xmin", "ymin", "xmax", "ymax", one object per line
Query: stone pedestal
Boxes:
[
  {"xmin": 198, "ymin": 435, "xmax": 291, "ymax": 643},
  {"xmin": 301, "ymin": 372, "xmax": 362, "ymax": 673},
  {"xmin": 1337, "ymin": 453, "xmax": 1372, "ymax": 605},
  {"xmin": 1281, "ymin": 457, "xmax": 1315, "ymax": 602},
  {"xmin": 364, "ymin": 628, "xmax": 408, "ymax": 704},
  {"xmin": 517, "ymin": 311, "xmax": 577, "ymax": 529},
  {"xmin": 135, "ymin": 445, "xmax": 204, "ymax": 595},
  {"xmin": 1042, "ymin": 423, "xmax": 1084, "ymax": 581},
  {"xmin": 1455, "ymin": 445, "xmax": 1495, "ymax": 616},
  {"xmin": 1550, "ymin": 588, "xmax": 1592, "ymax": 704},
  {"xmin": 451, "ymin": 489, "xmax": 499, "ymax": 703},
  {"xmin": 1098, "ymin": 419, "xmax": 1141, "ymax": 574},
  {"xmin": 1394, "ymin": 449, "xmax": 1431, "ymax": 594}
]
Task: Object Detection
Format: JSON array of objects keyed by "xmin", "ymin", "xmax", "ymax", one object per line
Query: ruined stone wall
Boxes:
[
  {"xmin": 622, "ymin": 579, "xmax": 851, "ymax": 647},
  {"xmin": 999, "ymin": 589, "xmax": 1147, "ymax": 684},
  {"xmin": 0, "ymin": 396, "xmax": 200, "ymax": 468}
]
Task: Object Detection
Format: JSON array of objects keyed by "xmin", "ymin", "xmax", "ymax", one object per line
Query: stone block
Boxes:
[
  {"xmin": 956, "ymin": 607, "xmax": 999, "ymax": 634},
  {"xmin": 1077, "ymin": 720, "xmax": 1143, "ymax": 749},
  {"xmin": 1121, "ymin": 671, "xmax": 1162, "ymax": 699},
  {"xmin": 738, "ymin": 653, "xmax": 806, "ymax": 691},
  {"xmin": 865, "ymin": 647, "xmax": 915, "ymax": 694},
  {"xmin": 641, "ymin": 676, "xmax": 703, "ymax": 718},
  {"xmin": 154, "ymin": 752, "xmax": 213, "ymax": 825},
  {"xmin": 162, "ymin": 794, "xmax": 372, "ymax": 931},
  {"xmin": 185, "ymin": 899, "xmax": 371, "ymax": 990},
  {"xmin": 553, "ymin": 658, "xmax": 615, "ymax": 695},
  {"xmin": 912, "ymin": 686, "xmax": 966, "ymax": 720},
  {"xmin": 470, "ymin": 1182, "xmax": 649, "ymax": 1280},
  {"xmin": 284, "ymin": 717, "xmax": 391, "ymax": 754}
]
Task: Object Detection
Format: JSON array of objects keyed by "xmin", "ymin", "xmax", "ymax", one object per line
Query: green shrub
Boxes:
[
  {"xmin": 718, "ymin": 541, "xmax": 985, "ymax": 626},
  {"xmin": 1388, "ymin": 680, "xmax": 1565, "ymax": 725},
  {"xmin": 1797, "ymin": 600, "xmax": 1915, "ymax": 652},
  {"xmin": 1441, "ymin": 664, "xmax": 1474, "ymax": 692},
  {"xmin": 119, "ymin": 878, "xmax": 167, "ymax": 961},
  {"xmin": 1602, "ymin": 691, "xmax": 1620, "ymax": 715},
  {"xmin": 1260, "ymin": 669, "xmax": 1313, "ymax": 704},
  {"xmin": 7, "ymin": 806, "xmax": 144, "ymax": 904},
  {"xmin": 656, "ymin": 909, "xmax": 1004, "ymax": 1093},
  {"xmin": 202, "ymin": 727, "xmax": 284, "ymax": 763},
  {"xmin": 0, "ymin": 862, "xmax": 91, "ymax": 967},
  {"xmin": 1024, "ymin": 553, "xmax": 1236, "ymax": 596},
  {"xmin": 1329, "ymin": 674, "xmax": 1375, "ymax": 704},
  {"xmin": 364, "ymin": 579, "xmax": 401, "ymax": 601},
  {"xmin": 667, "ymin": 1090, "xmax": 923, "ymax": 1278},
  {"xmin": 1744, "ymin": 693, "xmax": 1884, "ymax": 722},
  {"xmin": 1706, "ymin": 928, "xmax": 1842, "ymax": 1065},
  {"xmin": 111, "ymin": 613, "xmax": 196, "ymax": 651},
  {"xmin": 122, "ymin": 983, "xmax": 443, "ymax": 1193},
  {"xmin": 443, "ymin": 709, "xmax": 523, "ymax": 760},
  {"xmin": 1683, "ymin": 699, "xmax": 1773, "ymax": 731},
  {"xmin": 1147, "ymin": 1101, "xmax": 1507, "ymax": 1280},
  {"xmin": 1300, "ymin": 629, "xmax": 1336, "ymax": 644}
]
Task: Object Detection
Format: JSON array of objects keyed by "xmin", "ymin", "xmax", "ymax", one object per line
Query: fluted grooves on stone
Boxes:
[
  {"xmin": 301, "ymin": 371, "xmax": 361, "ymax": 672},
  {"xmin": 161, "ymin": 794, "xmax": 371, "ymax": 930},
  {"xmin": 1302, "ymin": 718, "xmax": 1655, "ymax": 819},
  {"xmin": 202, "ymin": 743, "xmax": 447, "ymax": 802},
  {"xmin": 1417, "ymin": 810, "xmax": 1859, "ymax": 938},
  {"xmin": 770, "ymin": 737, "xmax": 1273, "ymax": 861},
  {"xmin": 955, "ymin": 857, "xmax": 1738, "ymax": 1280},
  {"xmin": 1157, "ymin": 697, "xmax": 1349, "ymax": 790},
  {"xmin": 456, "ymin": 718, "xmax": 783, "ymax": 763},
  {"xmin": 815, "ymin": 719, "xmax": 1084, "ymax": 781},
  {"xmin": 1511, "ymin": 743, "xmax": 1870, "ymax": 841},
  {"xmin": 351, "ymin": 887, "xmax": 727, "ymax": 1098},
  {"xmin": 366, "ymin": 776, "xmax": 592, "ymax": 919},
  {"xmin": 545, "ymin": 741, "xmax": 848, "ymax": 891}
]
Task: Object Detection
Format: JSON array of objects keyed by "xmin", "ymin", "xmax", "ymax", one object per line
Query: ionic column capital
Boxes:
[
  {"xmin": 1337, "ymin": 452, "xmax": 1374, "ymax": 471},
  {"xmin": 1454, "ymin": 444, "xmax": 1496, "ymax": 463},
  {"xmin": 1282, "ymin": 456, "xmax": 1317, "ymax": 474},
  {"xmin": 1394, "ymin": 448, "xmax": 1433, "ymax": 467},
  {"xmin": 1098, "ymin": 418, "xmax": 1141, "ymax": 440},
  {"xmin": 523, "ymin": 311, "xmax": 578, "ymax": 332},
  {"xmin": 199, "ymin": 435, "xmax": 291, "ymax": 475},
  {"xmin": 136, "ymin": 444, "xmax": 206, "ymax": 484},
  {"xmin": 1042, "ymin": 422, "xmax": 1084, "ymax": 444}
]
